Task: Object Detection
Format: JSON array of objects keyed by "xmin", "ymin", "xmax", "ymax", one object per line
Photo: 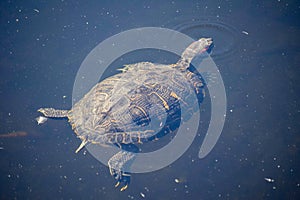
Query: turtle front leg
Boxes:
[{"xmin": 108, "ymin": 151, "xmax": 135, "ymax": 191}]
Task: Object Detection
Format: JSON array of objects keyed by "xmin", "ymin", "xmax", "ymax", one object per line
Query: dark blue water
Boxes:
[{"xmin": 1, "ymin": 0, "xmax": 299, "ymax": 199}]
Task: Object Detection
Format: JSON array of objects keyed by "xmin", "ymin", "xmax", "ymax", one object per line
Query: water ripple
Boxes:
[{"xmin": 172, "ymin": 19, "xmax": 239, "ymax": 61}]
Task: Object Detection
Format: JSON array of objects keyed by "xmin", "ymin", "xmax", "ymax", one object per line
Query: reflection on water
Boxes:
[
  {"xmin": 0, "ymin": 131, "xmax": 27, "ymax": 138},
  {"xmin": 172, "ymin": 18, "xmax": 239, "ymax": 61}
]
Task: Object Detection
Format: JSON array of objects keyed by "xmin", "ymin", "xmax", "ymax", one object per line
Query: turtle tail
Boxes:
[{"xmin": 38, "ymin": 108, "xmax": 69, "ymax": 118}]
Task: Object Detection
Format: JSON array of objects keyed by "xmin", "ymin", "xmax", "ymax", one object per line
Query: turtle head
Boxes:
[
  {"xmin": 190, "ymin": 38, "xmax": 213, "ymax": 56},
  {"xmin": 175, "ymin": 38, "xmax": 213, "ymax": 69},
  {"xmin": 180, "ymin": 38, "xmax": 213, "ymax": 65}
]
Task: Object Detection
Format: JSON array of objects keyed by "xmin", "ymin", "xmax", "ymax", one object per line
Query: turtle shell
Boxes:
[{"xmin": 68, "ymin": 62, "xmax": 205, "ymax": 145}]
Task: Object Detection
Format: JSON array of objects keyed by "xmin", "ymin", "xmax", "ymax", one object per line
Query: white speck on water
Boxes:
[
  {"xmin": 127, "ymin": 195, "xmax": 134, "ymax": 199},
  {"xmin": 174, "ymin": 178, "xmax": 180, "ymax": 183},
  {"xmin": 242, "ymin": 30, "xmax": 249, "ymax": 35},
  {"xmin": 34, "ymin": 9, "xmax": 40, "ymax": 13},
  {"xmin": 140, "ymin": 192, "xmax": 145, "ymax": 198},
  {"xmin": 0, "ymin": 147, "xmax": 4, "ymax": 150},
  {"xmin": 62, "ymin": 95, "xmax": 67, "ymax": 99},
  {"xmin": 264, "ymin": 177, "xmax": 275, "ymax": 183},
  {"xmin": 229, "ymin": 109, "xmax": 233, "ymax": 113}
]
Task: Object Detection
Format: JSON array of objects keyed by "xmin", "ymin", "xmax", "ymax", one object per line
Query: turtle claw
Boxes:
[
  {"xmin": 108, "ymin": 151, "xmax": 135, "ymax": 191},
  {"xmin": 115, "ymin": 181, "xmax": 120, "ymax": 187},
  {"xmin": 110, "ymin": 168, "xmax": 131, "ymax": 191},
  {"xmin": 115, "ymin": 180, "xmax": 129, "ymax": 192},
  {"xmin": 120, "ymin": 184, "xmax": 128, "ymax": 192}
]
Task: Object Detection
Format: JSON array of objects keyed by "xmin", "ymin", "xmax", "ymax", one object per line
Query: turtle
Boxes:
[{"xmin": 37, "ymin": 38, "xmax": 213, "ymax": 191}]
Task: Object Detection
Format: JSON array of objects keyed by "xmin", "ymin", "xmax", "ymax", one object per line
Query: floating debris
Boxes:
[
  {"xmin": 36, "ymin": 116, "xmax": 48, "ymax": 125},
  {"xmin": 264, "ymin": 177, "xmax": 275, "ymax": 183},
  {"xmin": 242, "ymin": 30, "xmax": 249, "ymax": 35},
  {"xmin": 33, "ymin": 9, "xmax": 40, "ymax": 13},
  {"xmin": 174, "ymin": 178, "xmax": 180, "ymax": 183},
  {"xmin": 140, "ymin": 192, "xmax": 145, "ymax": 198},
  {"xmin": 144, "ymin": 186, "xmax": 149, "ymax": 192},
  {"xmin": 63, "ymin": 95, "xmax": 67, "ymax": 99}
]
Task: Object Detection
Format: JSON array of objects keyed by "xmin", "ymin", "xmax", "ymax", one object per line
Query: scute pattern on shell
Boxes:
[{"xmin": 68, "ymin": 62, "xmax": 205, "ymax": 145}]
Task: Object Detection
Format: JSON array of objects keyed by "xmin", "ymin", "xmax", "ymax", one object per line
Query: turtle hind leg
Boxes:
[
  {"xmin": 38, "ymin": 108, "xmax": 69, "ymax": 118},
  {"xmin": 108, "ymin": 151, "xmax": 135, "ymax": 191}
]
